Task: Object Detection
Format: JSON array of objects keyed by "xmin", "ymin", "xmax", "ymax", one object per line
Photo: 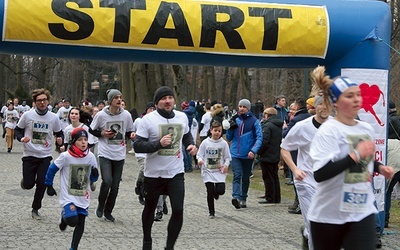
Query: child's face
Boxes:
[
  {"xmin": 210, "ymin": 126, "xmax": 222, "ymax": 139},
  {"xmin": 75, "ymin": 137, "xmax": 88, "ymax": 151}
]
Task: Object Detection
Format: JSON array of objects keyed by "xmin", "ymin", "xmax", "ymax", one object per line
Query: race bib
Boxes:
[{"xmin": 340, "ymin": 184, "xmax": 368, "ymax": 212}]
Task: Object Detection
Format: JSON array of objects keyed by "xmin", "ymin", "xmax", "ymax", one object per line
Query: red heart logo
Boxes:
[{"xmin": 359, "ymin": 83, "xmax": 385, "ymax": 126}]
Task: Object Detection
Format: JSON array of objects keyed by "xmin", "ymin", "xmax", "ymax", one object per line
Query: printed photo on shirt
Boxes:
[
  {"xmin": 32, "ymin": 121, "xmax": 49, "ymax": 144},
  {"xmin": 158, "ymin": 124, "xmax": 183, "ymax": 156},
  {"xmin": 107, "ymin": 121, "xmax": 124, "ymax": 144},
  {"xmin": 6, "ymin": 113, "xmax": 17, "ymax": 123},
  {"xmin": 68, "ymin": 164, "xmax": 90, "ymax": 196},
  {"xmin": 344, "ymin": 134, "xmax": 373, "ymax": 184},
  {"xmin": 206, "ymin": 146, "xmax": 222, "ymax": 169}
]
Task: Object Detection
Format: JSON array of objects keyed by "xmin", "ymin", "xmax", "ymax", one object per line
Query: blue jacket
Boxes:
[
  {"xmin": 274, "ymin": 104, "xmax": 289, "ymax": 124},
  {"xmin": 226, "ymin": 112, "xmax": 263, "ymax": 159}
]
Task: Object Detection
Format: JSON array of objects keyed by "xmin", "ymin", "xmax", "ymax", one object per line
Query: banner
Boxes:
[
  {"xmin": 342, "ymin": 68, "xmax": 388, "ymax": 222},
  {"xmin": 3, "ymin": 0, "xmax": 329, "ymax": 58}
]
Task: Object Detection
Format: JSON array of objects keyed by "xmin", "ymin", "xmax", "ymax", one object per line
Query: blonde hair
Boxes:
[
  {"xmin": 263, "ymin": 107, "xmax": 277, "ymax": 116},
  {"xmin": 310, "ymin": 66, "xmax": 333, "ymax": 114}
]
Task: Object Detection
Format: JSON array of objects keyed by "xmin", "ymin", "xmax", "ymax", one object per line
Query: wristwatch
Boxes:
[{"xmin": 353, "ymin": 149, "xmax": 361, "ymax": 162}]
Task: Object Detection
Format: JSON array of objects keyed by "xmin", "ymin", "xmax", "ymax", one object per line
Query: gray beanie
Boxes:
[
  {"xmin": 314, "ymin": 96, "xmax": 324, "ymax": 107},
  {"xmin": 238, "ymin": 99, "xmax": 251, "ymax": 110},
  {"xmin": 107, "ymin": 89, "xmax": 122, "ymax": 103}
]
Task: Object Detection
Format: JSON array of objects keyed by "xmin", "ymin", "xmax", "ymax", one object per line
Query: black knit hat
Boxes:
[
  {"xmin": 389, "ymin": 101, "xmax": 396, "ymax": 109},
  {"xmin": 154, "ymin": 86, "xmax": 174, "ymax": 104},
  {"xmin": 70, "ymin": 127, "xmax": 88, "ymax": 145},
  {"xmin": 145, "ymin": 102, "xmax": 156, "ymax": 111}
]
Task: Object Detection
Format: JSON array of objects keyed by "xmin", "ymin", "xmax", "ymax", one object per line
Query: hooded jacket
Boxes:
[
  {"xmin": 210, "ymin": 105, "xmax": 225, "ymax": 125},
  {"xmin": 258, "ymin": 115, "xmax": 283, "ymax": 163},
  {"xmin": 226, "ymin": 111, "xmax": 263, "ymax": 159}
]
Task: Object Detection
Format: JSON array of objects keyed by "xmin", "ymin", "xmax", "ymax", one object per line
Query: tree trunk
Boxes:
[
  {"xmin": 83, "ymin": 61, "xmax": 89, "ymax": 101},
  {"xmin": 230, "ymin": 68, "xmax": 239, "ymax": 107},
  {"xmin": 132, "ymin": 63, "xmax": 148, "ymax": 112},
  {"xmin": 240, "ymin": 68, "xmax": 250, "ymax": 101}
]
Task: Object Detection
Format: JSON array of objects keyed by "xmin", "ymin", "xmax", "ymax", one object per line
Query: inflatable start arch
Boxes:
[{"xmin": 0, "ymin": 0, "xmax": 392, "ymax": 230}]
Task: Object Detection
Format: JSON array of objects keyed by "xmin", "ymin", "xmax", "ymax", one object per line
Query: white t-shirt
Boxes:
[
  {"xmin": 1, "ymin": 105, "xmax": 7, "ymax": 122},
  {"xmin": 63, "ymin": 124, "xmax": 95, "ymax": 145},
  {"xmin": 308, "ymin": 118, "xmax": 377, "ymax": 224},
  {"xmin": 280, "ymin": 116, "xmax": 321, "ymax": 188},
  {"xmin": 4, "ymin": 109, "xmax": 19, "ymax": 129},
  {"xmin": 133, "ymin": 116, "xmax": 146, "ymax": 159},
  {"xmin": 57, "ymin": 106, "xmax": 72, "ymax": 130},
  {"xmin": 13, "ymin": 105, "xmax": 21, "ymax": 114},
  {"xmin": 197, "ymin": 137, "xmax": 231, "ymax": 183},
  {"xmin": 54, "ymin": 151, "xmax": 97, "ymax": 208},
  {"xmin": 136, "ymin": 110, "xmax": 189, "ymax": 178},
  {"xmin": 191, "ymin": 118, "xmax": 199, "ymax": 145},
  {"xmin": 90, "ymin": 108, "xmax": 134, "ymax": 161},
  {"xmin": 19, "ymin": 105, "xmax": 31, "ymax": 114},
  {"xmin": 199, "ymin": 111, "xmax": 212, "ymax": 137},
  {"xmin": 17, "ymin": 109, "xmax": 62, "ymax": 158}
]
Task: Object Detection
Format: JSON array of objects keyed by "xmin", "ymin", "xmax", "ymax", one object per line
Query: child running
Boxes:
[
  {"xmin": 197, "ymin": 121, "xmax": 231, "ymax": 218},
  {"xmin": 45, "ymin": 127, "xmax": 99, "ymax": 250}
]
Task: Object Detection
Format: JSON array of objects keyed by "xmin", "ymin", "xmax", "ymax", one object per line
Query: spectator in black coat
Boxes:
[
  {"xmin": 258, "ymin": 107, "xmax": 283, "ymax": 204},
  {"xmin": 388, "ymin": 101, "xmax": 400, "ymax": 140}
]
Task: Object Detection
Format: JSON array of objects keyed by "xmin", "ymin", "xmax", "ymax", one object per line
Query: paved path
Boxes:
[{"xmin": 0, "ymin": 138, "xmax": 399, "ymax": 249}]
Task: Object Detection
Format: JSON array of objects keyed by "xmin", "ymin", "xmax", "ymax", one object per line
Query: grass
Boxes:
[{"xmin": 225, "ymin": 164, "xmax": 400, "ymax": 228}]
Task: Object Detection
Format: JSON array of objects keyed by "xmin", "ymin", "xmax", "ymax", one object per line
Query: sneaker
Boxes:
[
  {"xmin": 96, "ymin": 205, "xmax": 104, "ymax": 218},
  {"xmin": 288, "ymin": 205, "xmax": 301, "ymax": 214},
  {"xmin": 209, "ymin": 214, "xmax": 215, "ymax": 219},
  {"xmin": 240, "ymin": 200, "xmax": 247, "ymax": 208},
  {"xmin": 104, "ymin": 213, "xmax": 115, "ymax": 222},
  {"xmin": 31, "ymin": 209, "xmax": 42, "ymax": 220},
  {"xmin": 59, "ymin": 216, "xmax": 67, "ymax": 231},
  {"xmin": 20, "ymin": 178, "xmax": 25, "ymax": 190},
  {"xmin": 128, "ymin": 149, "xmax": 135, "ymax": 154},
  {"xmin": 376, "ymin": 233, "xmax": 382, "ymax": 249},
  {"xmin": 231, "ymin": 199, "xmax": 241, "ymax": 209},
  {"xmin": 134, "ymin": 183, "xmax": 142, "ymax": 195},
  {"xmin": 154, "ymin": 211, "xmax": 163, "ymax": 221},
  {"xmin": 163, "ymin": 201, "xmax": 168, "ymax": 215},
  {"xmin": 288, "ymin": 199, "xmax": 299, "ymax": 211},
  {"xmin": 300, "ymin": 225, "xmax": 309, "ymax": 250},
  {"xmin": 138, "ymin": 195, "xmax": 145, "ymax": 205},
  {"xmin": 90, "ymin": 182, "xmax": 96, "ymax": 191}
]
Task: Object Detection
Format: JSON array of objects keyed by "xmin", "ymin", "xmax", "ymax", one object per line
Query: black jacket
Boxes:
[
  {"xmin": 282, "ymin": 108, "xmax": 311, "ymax": 138},
  {"xmin": 388, "ymin": 111, "xmax": 400, "ymax": 139},
  {"xmin": 258, "ymin": 115, "xmax": 283, "ymax": 163}
]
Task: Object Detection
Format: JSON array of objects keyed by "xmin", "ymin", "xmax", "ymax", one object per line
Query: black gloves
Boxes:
[
  {"xmin": 91, "ymin": 167, "xmax": 99, "ymax": 178},
  {"xmin": 229, "ymin": 114, "xmax": 239, "ymax": 130},
  {"xmin": 46, "ymin": 185, "xmax": 57, "ymax": 196}
]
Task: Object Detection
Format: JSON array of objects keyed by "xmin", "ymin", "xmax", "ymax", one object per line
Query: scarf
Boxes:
[{"xmin": 68, "ymin": 145, "xmax": 89, "ymax": 158}]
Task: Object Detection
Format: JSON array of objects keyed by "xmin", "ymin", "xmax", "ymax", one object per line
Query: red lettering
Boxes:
[{"xmin": 374, "ymin": 150, "xmax": 382, "ymax": 161}]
